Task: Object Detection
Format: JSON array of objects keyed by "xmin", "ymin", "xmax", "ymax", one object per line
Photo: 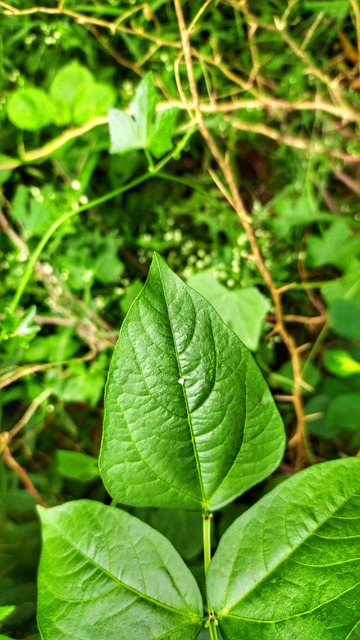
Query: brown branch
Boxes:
[{"xmin": 1, "ymin": 434, "xmax": 49, "ymax": 507}]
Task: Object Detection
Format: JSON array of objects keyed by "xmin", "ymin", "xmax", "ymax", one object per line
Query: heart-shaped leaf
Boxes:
[
  {"xmin": 37, "ymin": 501, "xmax": 203, "ymax": 640},
  {"xmin": 99, "ymin": 253, "xmax": 285, "ymax": 511},
  {"xmin": 207, "ymin": 458, "xmax": 360, "ymax": 640}
]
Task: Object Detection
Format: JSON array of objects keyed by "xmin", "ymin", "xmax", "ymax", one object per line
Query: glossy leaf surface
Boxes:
[
  {"xmin": 207, "ymin": 458, "xmax": 360, "ymax": 640},
  {"xmin": 100, "ymin": 253, "xmax": 285, "ymax": 511},
  {"xmin": 37, "ymin": 501, "xmax": 203, "ymax": 640}
]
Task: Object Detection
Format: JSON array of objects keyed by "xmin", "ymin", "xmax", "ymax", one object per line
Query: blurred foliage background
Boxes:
[{"xmin": 0, "ymin": 1, "xmax": 360, "ymax": 638}]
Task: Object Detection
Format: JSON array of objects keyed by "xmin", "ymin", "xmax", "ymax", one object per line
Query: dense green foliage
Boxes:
[
  {"xmin": 1, "ymin": 1, "xmax": 360, "ymax": 638},
  {"xmin": 37, "ymin": 258, "xmax": 360, "ymax": 639}
]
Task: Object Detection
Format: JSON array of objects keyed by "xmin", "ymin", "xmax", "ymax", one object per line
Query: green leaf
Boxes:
[
  {"xmin": 307, "ymin": 220, "xmax": 359, "ymax": 272},
  {"xmin": 323, "ymin": 349, "xmax": 360, "ymax": 377},
  {"xmin": 6, "ymin": 87, "xmax": 55, "ymax": 131},
  {"xmin": 329, "ymin": 298, "xmax": 360, "ymax": 340},
  {"xmin": 187, "ymin": 272, "xmax": 270, "ymax": 351},
  {"xmin": 0, "ymin": 606, "xmax": 15, "ymax": 623},
  {"xmin": 109, "ymin": 73, "xmax": 178, "ymax": 157},
  {"xmin": 134, "ymin": 508, "xmax": 203, "ymax": 561},
  {"xmin": 207, "ymin": 458, "xmax": 360, "ymax": 640},
  {"xmin": 37, "ymin": 501, "xmax": 203, "ymax": 640},
  {"xmin": 56, "ymin": 450, "xmax": 100, "ymax": 482},
  {"xmin": 148, "ymin": 107, "xmax": 179, "ymax": 158},
  {"xmin": 131, "ymin": 72, "xmax": 157, "ymax": 146},
  {"xmin": 73, "ymin": 82, "xmax": 116, "ymax": 125},
  {"xmin": 326, "ymin": 393, "xmax": 360, "ymax": 434},
  {"xmin": 99, "ymin": 253, "xmax": 285, "ymax": 511},
  {"xmin": 272, "ymin": 190, "xmax": 333, "ymax": 237},
  {"xmin": 109, "ymin": 108, "xmax": 142, "ymax": 155},
  {"xmin": 0, "ymin": 306, "xmax": 40, "ymax": 346},
  {"xmin": 12, "ymin": 185, "xmax": 61, "ymax": 239},
  {"xmin": 50, "ymin": 61, "xmax": 94, "ymax": 105}
]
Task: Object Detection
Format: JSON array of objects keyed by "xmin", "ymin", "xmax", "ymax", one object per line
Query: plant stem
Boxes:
[
  {"xmin": 203, "ymin": 513, "xmax": 219, "ymax": 640},
  {"xmin": 203, "ymin": 513, "xmax": 212, "ymax": 573},
  {"xmin": 9, "ymin": 171, "xmax": 152, "ymax": 313}
]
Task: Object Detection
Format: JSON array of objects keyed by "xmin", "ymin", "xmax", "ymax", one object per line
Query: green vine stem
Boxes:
[
  {"xmin": 8, "ymin": 127, "xmax": 196, "ymax": 315},
  {"xmin": 203, "ymin": 513, "xmax": 219, "ymax": 640},
  {"xmin": 8, "ymin": 171, "xmax": 152, "ymax": 314}
]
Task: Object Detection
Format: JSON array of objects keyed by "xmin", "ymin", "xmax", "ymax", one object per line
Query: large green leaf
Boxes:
[
  {"xmin": 37, "ymin": 501, "xmax": 203, "ymax": 640},
  {"xmin": 99, "ymin": 253, "xmax": 285, "ymax": 511},
  {"xmin": 207, "ymin": 458, "xmax": 360, "ymax": 640}
]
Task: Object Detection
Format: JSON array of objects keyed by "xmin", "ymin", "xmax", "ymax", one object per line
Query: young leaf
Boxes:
[
  {"xmin": 207, "ymin": 458, "xmax": 360, "ymax": 640},
  {"xmin": 99, "ymin": 253, "xmax": 285, "ymax": 511},
  {"xmin": 109, "ymin": 73, "xmax": 178, "ymax": 158},
  {"xmin": 37, "ymin": 501, "xmax": 203, "ymax": 640},
  {"xmin": 6, "ymin": 87, "xmax": 55, "ymax": 131}
]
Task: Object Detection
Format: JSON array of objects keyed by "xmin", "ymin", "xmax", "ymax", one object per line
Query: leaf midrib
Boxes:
[{"xmin": 156, "ymin": 256, "xmax": 206, "ymax": 507}]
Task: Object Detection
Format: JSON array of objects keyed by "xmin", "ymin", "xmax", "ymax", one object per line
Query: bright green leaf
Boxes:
[
  {"xmin": 37, "ymin": 501, "xmax": 203, "ymax": 640},
  {"xmin": 99, "ymin": 253, "xmax": 285, "ymax": 512},
  {"xmin": 0, "ymin": 606, "xmax": 15, "ymax": 623},
  {"xmin": 207, "ymin": 458, "xmax": 360, "ymax": 640},
  {"xmin": 50, "ymin": 61, "xmax": 94, "ymax": 105},
  {"xmin": 7, "ymin": 87, "xmax": 55, "ymax": 131},
  {"xmin": 187, "ymin": 272, "xmax": 270, "ymax": 351},
  {"xmin": 148, "ymin": 107, "xmax": 179, "ymax": 158},
  {"xmin": 57, "ymin": 450, "xmax": 100, "ymax": 482},
  {"xmin": 0, "ymin": 306, "xmax": 40, "ymax": 345},
  {"xmin": 323, "ymin": 349, "xmax": 360, "ymax": 377},
  {"xmin": 73, "ymin": 82, "xmax": 116, "ymax": 125},
  {"xmin": 131, "ymin": 71, "xmax": 157, "ymax": 146}
]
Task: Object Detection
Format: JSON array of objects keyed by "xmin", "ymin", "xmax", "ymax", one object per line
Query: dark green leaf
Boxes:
[
  {"xmin": 37, "ymin": 501, "xmax": 203, "ymax": 640},
  {"xmin": 326, "ymin": 393, "xmax": 360, "ymax": 433},
  {"xmin": 329, "ymin": 298, "xmax": 360, "ymax": 340},
  {"xmin": 307, "ymin": 221, "xmax": 359, "ymax": 272},
  {"xmin": 100, "ymin": 253, "xmax": 285, "ymax": 511},
  {"xmin": 207, "ymin": 458, "xmax": 360, "ymax": 640}
]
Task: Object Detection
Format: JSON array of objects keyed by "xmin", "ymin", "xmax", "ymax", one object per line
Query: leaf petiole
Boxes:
[{"xmin": 203, "ymin": 513, "xmax": 219, "ymax": 640}]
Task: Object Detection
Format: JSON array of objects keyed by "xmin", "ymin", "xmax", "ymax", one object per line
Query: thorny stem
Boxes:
[{"xmin": 173, "ymin": 0, "xmax": 307, "ymax": 466}]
